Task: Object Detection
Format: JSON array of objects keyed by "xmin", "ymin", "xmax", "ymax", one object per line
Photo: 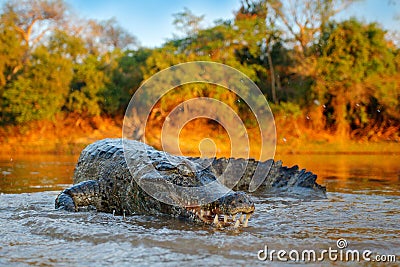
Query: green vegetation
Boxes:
[{"xmin": 0, "ymin": 0, "xmax": 399, "ymax": 145}]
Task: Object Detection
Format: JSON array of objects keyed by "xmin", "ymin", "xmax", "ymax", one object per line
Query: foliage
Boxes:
[
  {"xmin": 173, "ymin": 7, "xmax": 205, "ymax": 36},
  {"xmin": 101, "ymin": 48, "xmax": 152, "ymax": 114},
  {"xmin": 270, "ymin": 102, "xmax": 302, "ymax": 119},
  {"xmin": 313, "ymin": 19, "xmax": 399, "ymax": 137},
  {"xmin": 0, "ymin": 0, "xmax": 398, "ymax": 141},
  {"xmin": 2, "ymin": 43, "xmax": 73, "ymax": 123},
  {"xmin": 0, "ymin": 10, "xmax": 26, "ymax": 88}
]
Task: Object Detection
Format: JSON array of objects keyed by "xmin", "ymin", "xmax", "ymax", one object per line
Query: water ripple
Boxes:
[{"xmin": 0, "ymin": 191, "xmax": 399, "ymax": 266}]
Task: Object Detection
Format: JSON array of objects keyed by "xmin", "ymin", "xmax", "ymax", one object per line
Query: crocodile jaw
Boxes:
[{"xmin": 183, "ymin": 191, "xmax": 255, "ymax": 228}]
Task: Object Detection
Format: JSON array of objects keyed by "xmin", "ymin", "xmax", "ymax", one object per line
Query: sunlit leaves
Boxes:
[
  {"xmin": 314, "ymin": 19, "xmax": 399, "ymax": 135},
  {"xmin": 3, "ymin": 44, "xmax": 73, "ymax": 123},
  {"xmin": 0, "ymin": 0, "xmax": 398, "ymax": 141}
]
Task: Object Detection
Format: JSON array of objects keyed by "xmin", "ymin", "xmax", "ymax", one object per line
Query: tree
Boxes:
[
  {"xmin": 258, "ymin": 0, "xmax": 358, "ymax": 131},
  {"xmin": 66, "ymin": 54, "xmax": 107, "ymax": 116},
  {"xmin": 173, "ymin": 7, "xmax": 205, "ymax": 37},
  {"xmin": 100, "ymin": 18, "xmax": 138, "ymax": 51},
  {"xmin": 0, "ymin": 0, "xmax": 69, "ymax": 123},
  {"xmin": 2, "ymin": 40, "xmax": 73, "ymax": 123},
  {"xmin": 314, "ymin": 19, "xmax": 398, "ymax": 138},
  {"xmin": 1, "ymin": 0, "xmax": 66, "ymax": 47},
  {"xmin": 69, "ymin": 17, "xmax": 138, "ymax": 57},
  {"xmin": 101, "ymin": 48, "xmax": 151, "ymax": 115},
  {"xmin": 235, "ymin": 0, "xmax": 282, "ymax": 102},
  {"xmin": 0, "ymin": 10, "xmax": 26, "ymax": 88},
  {"xmin": 266, "ymin": 0, "xmax": 355, "ymax": 55},
  {"xmin": 264, "ymin": 0, "xmax": 357, "ymax": 105}
]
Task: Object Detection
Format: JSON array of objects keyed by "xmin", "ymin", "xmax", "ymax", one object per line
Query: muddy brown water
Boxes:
[{"xmin": 0, "ymin": 153, "xmax": 399, "ymax": 266}]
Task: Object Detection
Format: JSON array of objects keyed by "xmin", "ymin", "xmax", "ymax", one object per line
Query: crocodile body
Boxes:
[
  {"xmin": 55, "ymin": 138, "xmax": 325, "ymax": 227},
  {"xmin": 190, "ymin": 157, "xmax": 326, "ymax": 196}
]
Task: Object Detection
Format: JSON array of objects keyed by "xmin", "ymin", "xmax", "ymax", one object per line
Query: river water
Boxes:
[{"xmin": 0, "ymin": 153, "xmax": 399, "ymax": 266}]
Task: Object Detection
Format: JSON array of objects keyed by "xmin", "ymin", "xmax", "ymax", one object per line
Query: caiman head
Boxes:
[{"xmin": 135, "ymin": 152, "xmax": 255, "ymax": 228}]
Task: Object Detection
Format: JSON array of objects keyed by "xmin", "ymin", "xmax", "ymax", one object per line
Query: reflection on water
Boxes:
[
  {"xmin": 1, "ymin": 153, "xmax": 399, "ymax": 195},
  {"xmin": 279, "ymin": 154, "xmax": 400, "ymax": 196},
  {"xmin": 0, "ymin": 154, "xmax": 78, "ymax": 193},
  {"xmin": 0, "ymin": 153, "xmax": 399, "ymax": 266}
]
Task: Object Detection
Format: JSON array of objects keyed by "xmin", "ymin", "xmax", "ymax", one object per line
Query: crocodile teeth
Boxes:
[
  {"xmin": 234, "ymin": 219, "xmax": 240, "ymax": 228},
  {"xmin": 246, "ymin": 213, "xmax": 252, "ymax": 220},
  {"xmin": 232, "ymin": 214, "xmax": 236, "ymax": 221},
  {"xmin": 224, "ymin": 215, "xmax": 228, "ymax": 223},
  {"xmin": 239, "ymin": 214, "xmax": 245, "ymax": 223},
  {"xmin": 213, "ymin": 214, "xmax": 219, "ymax": 224},
  {"xmin": 243, "ymin": 214, "xmax": 251, "ymax": 227},
  {"xmin": 200, "ymin": 209, "xmax": 204, "ymax": 217}
]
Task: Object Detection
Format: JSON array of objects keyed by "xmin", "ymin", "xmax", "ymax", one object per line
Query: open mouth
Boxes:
[{"xmin": 185, "ymin": 205, "xmax": 254, "ymax": 228}]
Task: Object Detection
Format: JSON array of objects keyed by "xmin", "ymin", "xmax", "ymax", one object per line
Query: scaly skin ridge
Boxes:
[{"xmin": 56, "ymin": 138, "xmax": 325, "ymax": 227}]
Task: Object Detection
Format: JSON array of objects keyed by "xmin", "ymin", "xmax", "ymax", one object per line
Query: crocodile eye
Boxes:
[
  {"xmin": 177, "ymin": 163, "xmax": 195, "ymax": 177},
  {"xmin": 154, "ymin": 161, "xmax": 176, "ymax": 171}
]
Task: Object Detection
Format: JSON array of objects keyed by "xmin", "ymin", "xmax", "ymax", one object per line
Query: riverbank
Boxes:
[
  {"xmin": 0, "ymin": 115, "xmax": 122, "ymax": 155},
  {"xmin": 1, "ymin": 115, "xmax": 399, "ymax": 156}
]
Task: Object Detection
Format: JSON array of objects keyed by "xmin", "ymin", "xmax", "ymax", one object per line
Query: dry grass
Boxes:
[
  {"xmin": 0, "ymin": 114, "xmax": 122, "ymax": 155},
  {"xmin": 0, "ymin": 115, "xmax": 398, "ymax": 156}
]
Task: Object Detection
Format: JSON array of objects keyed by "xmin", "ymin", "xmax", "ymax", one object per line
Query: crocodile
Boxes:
[
  {"xmin": 189, "ymin": 157, "xmax": 325, "ymax": 195},
  {"xmin": 55, "ymin": 138, "xmax": 325, "ymax": 228}
]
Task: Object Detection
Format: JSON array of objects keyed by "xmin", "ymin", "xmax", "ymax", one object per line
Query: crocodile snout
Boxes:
[{"xmin": 218, "ymin": 191, "xmax": 255, "ymax": 215}]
